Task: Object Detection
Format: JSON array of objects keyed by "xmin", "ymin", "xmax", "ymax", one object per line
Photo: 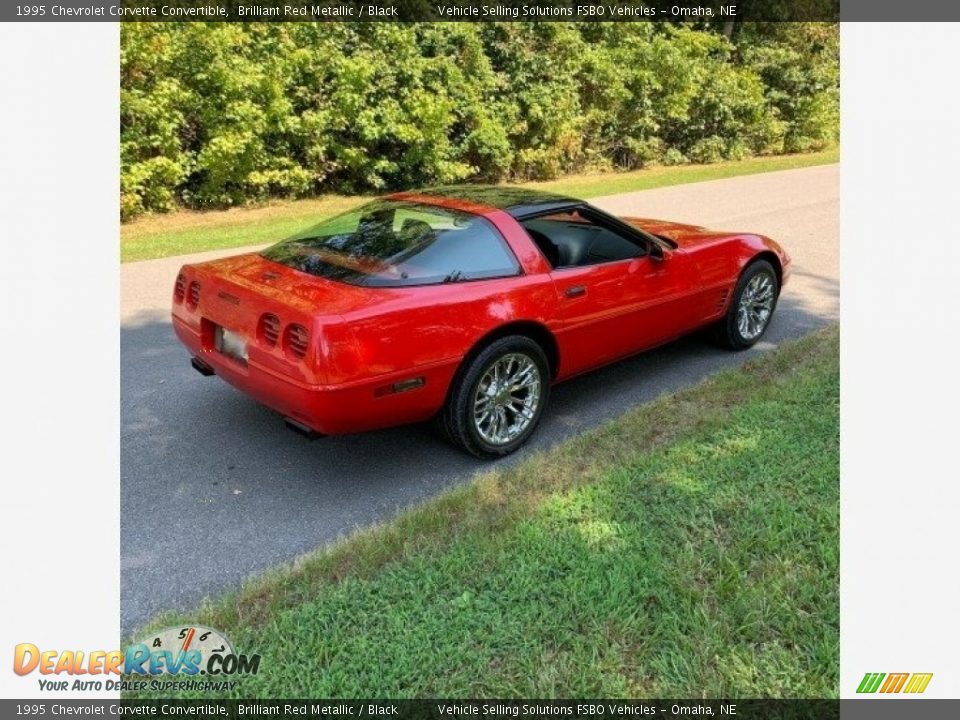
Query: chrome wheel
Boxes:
[
  {"xmin": 737, "ymin": 272, "xmax": 775, "ymax": 340},
  {"xmin": 473, "ymin": 353, "xmax": 542, "ymax": 446}
]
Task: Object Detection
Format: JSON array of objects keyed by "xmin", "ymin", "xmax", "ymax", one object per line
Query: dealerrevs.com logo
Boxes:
[
  {"xmin": 857, "ymin": 672, "xmax": 933, "ymax": 694},
  {"xmin": 13, "ymin": 626, "xmax": 261, "ymax": 693}
]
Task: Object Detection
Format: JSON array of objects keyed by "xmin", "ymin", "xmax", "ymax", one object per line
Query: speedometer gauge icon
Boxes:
[{"xmin": 139, "ymin": 625, "xmax": 234, "ymax": 673}]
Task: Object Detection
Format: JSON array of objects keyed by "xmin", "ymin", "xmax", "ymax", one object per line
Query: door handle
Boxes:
[{"xmin": 564, "ymin": 285, "xmax": 586, "ymax": 298}]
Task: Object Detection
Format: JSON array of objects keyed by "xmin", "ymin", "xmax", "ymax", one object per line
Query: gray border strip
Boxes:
[
  {"xmin": 0, "ymin": 699, "xmax": 957, "ymax": 719},
  {"xmin": 2, "ymin": 0, "xmax": 955, "ymax": 22},
  {"xmin": 0, "ymin": 0, "xmax": 887, "ymax": 24}
]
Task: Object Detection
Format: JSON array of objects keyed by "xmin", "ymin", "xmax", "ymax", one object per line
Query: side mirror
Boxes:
[{"xmin": 649, "ymin": 243, "xmax": 665, "ymax": 262}]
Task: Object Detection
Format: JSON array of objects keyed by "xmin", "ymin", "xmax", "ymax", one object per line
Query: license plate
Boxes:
[{"xmin": 214, "ymin": 326, "xmax": 248, "ymax": 365}]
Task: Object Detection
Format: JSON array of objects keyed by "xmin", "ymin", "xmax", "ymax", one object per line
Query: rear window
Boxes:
[{"xmin": 260, "ymin": 200, "xmax": 519, "ymax": 287}]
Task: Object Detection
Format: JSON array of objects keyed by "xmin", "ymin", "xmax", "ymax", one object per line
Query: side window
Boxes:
[
  {"xmin": 522, "ymin": 209, "xmax": 644, "ymax": 269},
  {"xmin": 374, "ymin": 209, "xmax": 519, "ymax": 285}
]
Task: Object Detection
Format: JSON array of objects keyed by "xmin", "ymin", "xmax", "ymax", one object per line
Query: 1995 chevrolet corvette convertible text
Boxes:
[{"xmin": 172, "ymin": 186, "xmax": 790, "ymax": 457}]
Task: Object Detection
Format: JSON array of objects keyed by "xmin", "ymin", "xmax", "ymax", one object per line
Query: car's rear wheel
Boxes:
[
  {"xmin": 439, "ymin": 336, "xmax": 550, "ymax": 458},
  {"xmin": 714, "ymin": 259, "xmax": 779, "ymax": 350}
]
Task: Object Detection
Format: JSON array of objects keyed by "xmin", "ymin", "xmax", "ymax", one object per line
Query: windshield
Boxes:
[{"xmin": 260, "ymin": 200, "xmax": 520, "ymax": 287}]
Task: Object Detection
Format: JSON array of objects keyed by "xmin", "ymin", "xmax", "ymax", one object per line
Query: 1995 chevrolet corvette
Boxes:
[{"xmin": 172, "ymin": 186, "xmax": 790, "ymax": 457}]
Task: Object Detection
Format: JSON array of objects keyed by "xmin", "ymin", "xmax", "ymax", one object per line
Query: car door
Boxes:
[{"xmin": 524, "ymin": 209, "xmax": 699, "ymax": 378}]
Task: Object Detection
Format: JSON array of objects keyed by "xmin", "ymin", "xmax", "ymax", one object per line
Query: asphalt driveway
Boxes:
[{"xmin": 121, "ymin": 164, "xmax": 839, "ymax": 635}]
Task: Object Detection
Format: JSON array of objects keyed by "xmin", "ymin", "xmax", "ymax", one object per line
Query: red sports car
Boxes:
[{"xmin": 172, "ymin": 186, "xmax": 789, "ymax": 457}]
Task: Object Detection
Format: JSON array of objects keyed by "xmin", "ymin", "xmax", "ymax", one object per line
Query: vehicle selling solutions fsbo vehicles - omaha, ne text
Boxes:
[{"xmin": 171, "ymin": 186, "xmax": 790, "ymax": 457}]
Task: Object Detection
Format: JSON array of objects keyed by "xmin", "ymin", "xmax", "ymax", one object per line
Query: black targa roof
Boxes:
[{"xmin": 415, "ymin": 184, "xmax": 580, "ymax": 218}]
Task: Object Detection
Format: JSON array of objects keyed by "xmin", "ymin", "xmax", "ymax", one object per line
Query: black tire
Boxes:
[
  {"xmin": 713, "ymin": 259, "xmax": 780, "ymax": 350},
  {"xmin": 439, "ymin": 335, "xmax": 551, "ymax": 459}
]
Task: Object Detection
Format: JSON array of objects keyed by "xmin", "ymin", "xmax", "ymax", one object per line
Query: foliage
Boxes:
[{"xmin": 120, "ymin": 22, "xmax": 839, "ymax": 220}]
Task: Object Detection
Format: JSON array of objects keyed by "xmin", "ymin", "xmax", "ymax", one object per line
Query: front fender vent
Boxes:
[{"xmin": 716, "ymin": 288, "xmax": 731, "ymax": 312}]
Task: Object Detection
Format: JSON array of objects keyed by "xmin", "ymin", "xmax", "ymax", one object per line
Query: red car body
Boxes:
[{"xmin": 172, "ymin": 186, "xmax": 789, "ymax": 441}]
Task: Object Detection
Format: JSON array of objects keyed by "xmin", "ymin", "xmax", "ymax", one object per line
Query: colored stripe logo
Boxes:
[
  {"xmin": 903, "ymin": 673, "xmax": 934, "ymax": 693},
  {"xmin": 857, "ymin": 672, "xmax": 933, "ymax": 694}
]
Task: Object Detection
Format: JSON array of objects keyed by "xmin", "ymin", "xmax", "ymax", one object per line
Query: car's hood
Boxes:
[{"xmin": 622, "ymin": 217, "xmax": 737, "ymax": 249}]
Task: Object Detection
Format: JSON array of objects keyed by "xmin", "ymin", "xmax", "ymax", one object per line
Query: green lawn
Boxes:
[
  {"xmin": 121, "ymin": 148, "xmax": 839, "ymax": 263},
  {"xmin": 134, "ymin": 326, "xmax": 840, "ymax": 698}
]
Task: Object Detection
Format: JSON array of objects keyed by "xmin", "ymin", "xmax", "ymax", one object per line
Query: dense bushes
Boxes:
[{"xmin": 120, "ymin": 22, "xmax": 838, "ymax": 220}]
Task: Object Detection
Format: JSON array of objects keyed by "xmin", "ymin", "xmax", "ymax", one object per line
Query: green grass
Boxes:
[
  {"xmin": 121, "ymin": 148, "xmax": 839, "ymax": 263},
  {"xmin": 134, "ymin": 326, "xmax": 840, "ymax": 698}
]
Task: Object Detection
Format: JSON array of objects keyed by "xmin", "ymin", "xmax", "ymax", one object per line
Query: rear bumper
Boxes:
[{"xmin": 172, "ymin": 315, "xmax": 455, "ymax": 435}]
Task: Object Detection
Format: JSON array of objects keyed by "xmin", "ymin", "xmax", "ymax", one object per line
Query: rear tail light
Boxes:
[
  {"xmin": 187, "ymin": 281, "xmax": 201, "ymax": 310},
  {"xmin": 284, "ymin": 323, "xmax": 309, "ymax": 360},
  {"xmin": 174, "ymin": 273, "xmax": 186, "ymax": 303},
  {"xmin": 258, "ymin": 313, "xmax": 281, "ymax": 347}
]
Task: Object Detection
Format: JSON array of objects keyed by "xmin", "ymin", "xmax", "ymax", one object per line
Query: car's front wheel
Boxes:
[
  {"xmin": 714, "ymin": 259, "xmax": 780, "ymax": 350},
  {"xmin": 439, "ymin": 336, "xmax": 550, "ymax": 458}
]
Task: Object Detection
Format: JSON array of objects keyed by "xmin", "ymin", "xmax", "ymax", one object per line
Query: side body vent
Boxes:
[{"xmin": 716, "ymin": 287, "xmax": 731, "ymax": 313}]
